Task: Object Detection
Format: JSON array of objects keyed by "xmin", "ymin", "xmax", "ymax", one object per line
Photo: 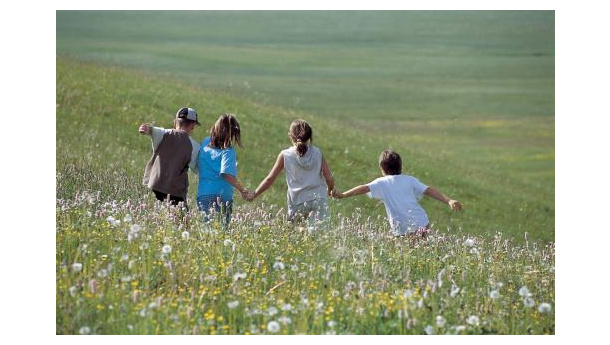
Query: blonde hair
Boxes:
[
  {"xmin": 288, "ymin": 119, "xmax": 312, "ymax": 157},
  {"xmin": 209, "ymin": 113, "xmax": 242, "ymax": 149}
]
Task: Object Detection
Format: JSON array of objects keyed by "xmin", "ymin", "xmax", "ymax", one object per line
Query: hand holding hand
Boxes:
[
  {"xmin": 330, "ymin": 189, "xmax": 343, "ymax": 199},
  {"xmin": 448, "ymin": 199, "xmax": 462, "ymax": 211},
  {"xmin": 241, "ymin": 190, "xmax": 256, "ymax": 202}
]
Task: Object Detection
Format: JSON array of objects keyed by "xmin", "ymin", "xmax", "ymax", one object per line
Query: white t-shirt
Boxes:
[{"xmin": 367, "ymin": 174, "xmax": 429, "ymax": 235}]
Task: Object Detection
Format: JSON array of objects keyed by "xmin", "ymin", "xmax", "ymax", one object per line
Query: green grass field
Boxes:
[{"xmin": 56, "ymin": 11, "xmax": 555, "ymax": 334}]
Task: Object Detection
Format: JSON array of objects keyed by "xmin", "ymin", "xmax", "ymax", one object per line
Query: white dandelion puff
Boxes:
[
  {"xmin": 435, "ymin": 315, "xmax": 446, "ymax": 327},
  {"xmin": 327, "ymin": 320, "xmax": 337, "ymax": 328},
  {"xmin": 223, "ymin": 239, "xmax": 234, "ymax": 247},
  {"xmin": 233, "ymin": 272, "xmax": 247, "ymax": 281},
  {"xmin": 181, "ymin": 231, "xmax": 190, "ymax": 240},
  {"xmin": 464, "ymin": 238, "xmax": 475, "ymax": 247},
  {"xmin": 69, "ymin": 286, "xmax": 78, "ymax": 297},
  {"xmin": 281, "ymin": 303, "xmax": 292, "ymax": 311},
  {"xmin": 519, "ymin": 286, "xmax": 530, "ymax": 296},
  {"xmin": 227, "ymin": 300, "xmax": 239, "ymax": 309},
  {"xmin": 162, "ymin": 245, "xmax": 172, "ymax": 254},
  {"xmin": 538, "ymin": 302, "xmax": 552, "ymax": 313},
  {"xmin": 273, "ymin": 261, "xmax": 285, "ymax": 270},
  {"xmin": 489, "ymin": 290, "xmax": 500, "ymax": 299},
  {"xmin": 72, "ymin": 263, "xmax": 83, "ymax": 273},
  {"xmin": 424, "ymin": 325, "xmax": 435, "ymax": 335},
  {"xmin": 524, "ymin": 297, "xmax": 535, "ymax": 308},
  {"xmin": 124, "ymin": 214, "xmax": 132, "ymax": 223},
  {"xmin": 267, "ymin": 306, "xmax": 279, "ymax": 316},
  {"xmin": 267, "ymin": 321, "xmax": 280, "ymax": 333},
  {"xmin": 79, "ymin": 326, "xmax": 91, "ymax": 335},
  {"xmin": 467, "ymin": 315, "xmax": 480, "ymax": 326}
]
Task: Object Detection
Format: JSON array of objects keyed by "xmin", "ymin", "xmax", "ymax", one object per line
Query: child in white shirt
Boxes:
[{"xmin": 332, "ymin": 150, "xmax": 462, "ymax": 236}]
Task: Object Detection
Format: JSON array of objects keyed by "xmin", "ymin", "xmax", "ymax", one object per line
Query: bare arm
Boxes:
[
  {"xmin": 424, "ymin": 186, "xmax": 462, "ymax": 211},
  {"xmin": 253, "ymin": 153, "xmax": 284, "ymax": 199},
  {"xmin": 321, "ymin": 156, "xmax": 335, "ymax": 195},
  {"xmin": 332, "ymin": 185, "xmax": 370, "ymax": 199},
  {"xmin": 222, "ymin": 174, "xmax": 251, "ymax": 201}
]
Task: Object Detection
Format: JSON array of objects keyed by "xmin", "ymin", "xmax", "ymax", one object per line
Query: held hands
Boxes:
[
  {"xmin": 240, "ymin": 189, "xmax": 257, "ymax": 202},
  {"xmin": 330, "ymin": 188, "xmax": 343, "ymax": 199},
  {"xmin": 448, "ymin": 199, "xmax": 463, "ymax": 211}
]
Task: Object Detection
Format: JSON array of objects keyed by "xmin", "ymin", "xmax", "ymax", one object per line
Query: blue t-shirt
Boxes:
[{"xmin": 197, "ymin": 137, "xmax": 238, "ymax": 201}]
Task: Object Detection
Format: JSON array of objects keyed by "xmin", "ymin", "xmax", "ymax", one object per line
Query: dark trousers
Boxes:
[{"xmin": 153, "ymin": 190, "xmax": 187, "ymax": 208}]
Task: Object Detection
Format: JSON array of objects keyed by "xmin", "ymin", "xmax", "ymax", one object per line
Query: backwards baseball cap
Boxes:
[{"xmin": 176, "ymin": 107, "xmax": 201, "ymax": 125}]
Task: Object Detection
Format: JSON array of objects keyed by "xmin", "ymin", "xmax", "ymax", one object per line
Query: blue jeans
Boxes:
[{"xmin": 197, "ymin": 195, "xmax": 233, "ymax": 227}]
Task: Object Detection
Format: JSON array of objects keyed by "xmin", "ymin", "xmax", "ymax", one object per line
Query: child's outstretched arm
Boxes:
[
  {"xmin": 222, "ymin": 174, "xmax": 253, "ymax": 201},
  {"xmin": 424, "ymin": 186, "xmax": 463, "ymax": 211},
  {"xmin": 321, "ymin": 157, "xmax": 335, "ymax": 196},
  {"xmin": 252, "ymin": 153, "xmax": 285, "ymax": 200},
  {"xmin": 332, "ymin": 185, "xmax": 370, "ymax": 199}
]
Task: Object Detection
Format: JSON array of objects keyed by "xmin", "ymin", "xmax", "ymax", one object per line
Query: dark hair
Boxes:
[
  {"xmin": 289, "ymin": 119, "xmax": 312, "ymax": 157},
  {"xmin": 379, "ymin": 150, "xmax": 402, "ymax": 175},
  {"xmin": 209, "ymin": 113, "xmax": 242, "ymax": 149}
]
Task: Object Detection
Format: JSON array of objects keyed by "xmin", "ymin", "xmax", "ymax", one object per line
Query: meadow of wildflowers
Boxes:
[
  {"xmin": 56, "ymin": 191, "xmax": 554, "ymax": 334},
  {"xmin": 56, "ymin": 56, "xmax": 554, "ymax": 334}
]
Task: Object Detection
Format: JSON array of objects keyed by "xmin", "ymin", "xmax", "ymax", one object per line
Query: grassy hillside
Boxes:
[
  {"xmin": 56, "ymin": 11, "xmax": 554, "ymax": 121},
  {"xmin": 56, "ymin": 57, "xmax": 553, "ymax": 242}
]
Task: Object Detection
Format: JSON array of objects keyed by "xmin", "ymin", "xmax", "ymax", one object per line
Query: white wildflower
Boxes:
[
  {"xmin": 450, "ymin": 284, "xmax": 461, "ymax": 298},
  {"xmin": 267, "ymin": 321, "xmax": 280, "ymax": 333},
  {"xmin": 467, "ymin": 315, "xmax": 480, "ymax": 326},
  {"xmin": 464, "ymin": 238, "xmax": 475, "ymax": 247},
  {"xmin": 181, "ymin": 231, "xmax": 190, "ymax": 240},
  {"xmin": 435, "ymin": 315, "xmax": 446, "ymax": 327},
  {"xmin": 278, "ymin": 316, "xmax": 292, "ymax": 324},
  {"xmin": 281, "ymin": 303, "xmax": 292, "ymax": 311},
  {"xmin": 124, "ymin": 214, "xmax": 132, "ymax": 223},
  {"xmin": 223, "ymin": 239, "xmax": 234, "ymax": 247},
  {"xmin": 233, "ymin": 272, "xmax": 247, "ymax": 281},
  {"xmin": 72, "ymin": 263, "xmax": 83, "ymax": 273},
  {"xmin": 519, "ymin": 286, "xmax": 531, "ymax": 297},
  {"xmin": 490, "ymin": 290, "xmax": 500, "ymax": 299},
  {"xmin": 538, "ymin": 302, "xmax": 552, "ymax": 313},
  {"xmin": 424, "ymin": 325, "xmax": 435, "ymax": 335},
  {"xmin": 227, "ymin": 300, "xmax": 239, "ymax": 309},
  {"xmin": 97, "ymin": 269, "xmax": 108, "ymax": 278},
  {"xmin": 69, "ymin": 286, "xmax": 78, "ymax": 297},
  {"xmin": 267, "ymin": 306, "xmax": 278, "ymax": 316},
  {"xmin": 273, "ymin": 261, "xmax": 285, "ymax": 270},
  {"xmin": 327, "ymin": 320, "xmax": 337, "ymax": 328},
  {"xmin": 162, "ymin": 245, "xmax": 172, "ymax": 254},
  {"xmin": 524, "ymin": 297, "xmax": 535, "ymax": 308},
  {"xmin": 79, "ymin": 326, "xmax": 91, "ymax": 335}
]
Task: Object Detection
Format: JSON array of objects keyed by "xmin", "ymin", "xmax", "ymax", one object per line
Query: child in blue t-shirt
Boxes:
[
  {"xmin": 332, "ymin": 150, "xmax": 462, "ymax": 237},
  {"xmin": 197, "ymin": 113, "xmax": 252, "ymax": 226}
]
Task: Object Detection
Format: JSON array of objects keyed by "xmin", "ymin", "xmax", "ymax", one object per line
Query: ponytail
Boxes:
[
  {"xmin": 289, "ymin": 120, "xmax": 313, "ymax": 157},
  {"xmin": 295, "ymin": 139, "xmax": 308, "ymax": 156}
]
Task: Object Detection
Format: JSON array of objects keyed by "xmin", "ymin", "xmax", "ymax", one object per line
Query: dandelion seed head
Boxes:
[
  {"xmin": 435, "ymin": 315, "xmax": 446, "ymax": 327},
  {"xmin": 538, "ymin": 302, "xmax": 552, "ymax": 313},
  {"xmin": 424, "ymin": 325, "xmax": 434, "ymax": 335},
  {"xmin": 72, "ymin": 263, "xmax": 83, "ymax": 273},
  {"xmin": 524, "ymin": 297, "xmax": 535, "ymax": 308},
  {"xmin": 267, "ymin": 321, "xmax": 280, "ymax": 333},
  {"xmin": 490, "ymin": 290, "xmax": 500, "ymax": 299},
  {"xmin": 162, "ymin": 245, "xmax": 172, "ymax": 254},
  {"xmin": 227, "ymin": 300, "xmax": 239, "ymax": 309},
  {"xmin": 519, "ymin": 286, "xmax": 531, "ymax": 297},
  {"xmin": 79, "ymin": 326, "xmax": 91, "ymax": 335},
  {"xmin": 467, "ymin": 315, "xmax": 480, "ymax": 326}
]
